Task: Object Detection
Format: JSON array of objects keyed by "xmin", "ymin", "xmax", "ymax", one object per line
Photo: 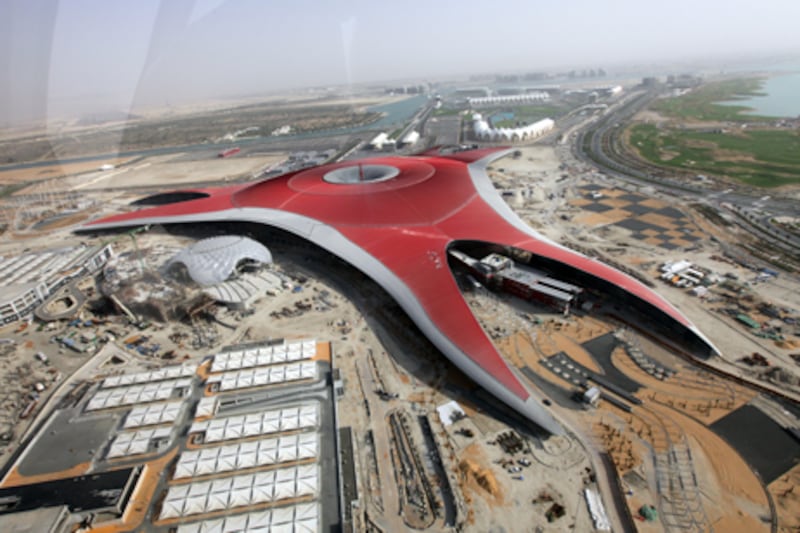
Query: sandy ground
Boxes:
[
  {"xmin": 128, "ymin": 93, "xmax": 403, "ymax": 122},
  {"xmin": 0, "ymin": 157, "xmax": 135, "ymax": 186},
  {"xmin": 493, "ymin": 142, "xmax": 800, "ymax": 400},
  {"xmin": 492, "ymin": 307, "xmax": 775, "ymax": 532},
  {"xmin": 769, "ymin": 462, "xmax": 800, "ymax": 532},
  {"xmin": 69, "ymin": 153, "xmax": 285, "ymax": 191}
]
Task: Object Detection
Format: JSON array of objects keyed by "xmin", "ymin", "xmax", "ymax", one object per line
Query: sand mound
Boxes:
[{"xmin": 459, "ymin": 459, "xmax": 499, "ymax": 497}]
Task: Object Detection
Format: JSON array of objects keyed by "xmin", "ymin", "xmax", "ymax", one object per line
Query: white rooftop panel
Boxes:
[
  {"xmin": 106, "ymin": 442, "xmax": 128, "ymax": 459},
  {"xmin": 127, "ymin": 439, "xmax": 149, "ymax": 455},
  {"xmin": 295, "ymin": 502, "xmax": 317, "ymax": 520},
  {"xmin": 160, "ymin": 499, "xmax": 184, "ymax": 520},
  {"xmin": 123, "ymin": 413, "xmax": 145, "ymax": 428},
  {"xmin": 238, "ymin": 374, "xmax": 253, "ymax": 389},
  {"xmin": 226, "ymin": 415, "xmax": 244, "ymax": 426},
  {"xmin": 271, "ymin": 506, "xmax": 295, "ymax": 525},
  {"xmin": 296, "ymin": 518, "xmax": 317, "ymax": 533},
  {"xmin": 86, "ymin": 379, "xmax": 188, "ymax": 411},
  {"xmin": 243, "ymin": 421, "xmax": 262, "ymax": 437},
  {"xmin": 217, "ymin": 455, "xmax": 235, "ymax": 473},
  {"xmin": 182, "ymin": 495, "xmax": 206, "ymax": 516},
  {"xmin": 153, "ymin": 426, "xmax": 172, "ymax": 439},
  {"xmin": 229, "ymin": 488, "xmax": 251, "ymax": 509},
  {"xmin": 205, "ymin": 492, "xmax": 227, "ymax": 512},
  {"xmin": 103, "ymin": 376, "xmax": 121, "ymax": 388},
  {"xmin": 101, "ymin": 365, "xmax": 196, "ymax": 389},
  {"xmin": 190, "ymin": 404, "xmax": 318, "ymax": 443},
  {"xmin": 251, "ymin": 484, "xmax": 272, "ymax": 504},
  {"xmin": 198, "ymin": 448, "xmax": 216, "ymax": 462},
  {"xmin": 226, "ymin": 514, "xmax": 248, "ymax": 531},
  {"xmin": 168, "ymin": 484, "xmax": 190, "ymax": 500},
  {"xmin": 273, "ymin": 480, "xmax": 295, "ymax": 500},
  {"xmin": 174, "ymin": 462, "xmax": 195, "ymax": 479},
  {"xmin": 175, "ymin": 523, "xmax": 201, "ymax": 533},
  {"xmin": 173, "ymin": 505, "xmax": 319, "ymax": 533},
  {"xmin": 205, "ymin": 428, "xmax": 224, "ymax": 443},
  {"xmin": 253, "ymin": 372, "xmax": 269, "ymax": 387},
  {"xmin": 297, "ymin": 475, "xmax": 318, "ymax": 497},
  {"xmin": 257, "ymin": 445, "xmax": 277, "ymax": 465},
  {"xmin": 253, "ymin": 471, "xmax": 275, "ymax": 486},
  {"xmin": 211, "ymin": 477, "xmax": 233, "ymax": 493},
  {"xmin": 182, "ymin": 450, "xmax": 200, "ymax": 462},
  {"xmin": 190, "ymin": 420, "xmax": 209, "ymax": 433},
  {"xmin": 195, "ymin": 397, "xmax": 218, "ymax": 418},
  {"xmin": 188, "ymin": 482, "xmax": 208, "ymax": 496},
  {"xmin": 195, "ymin": 459, "xmax": 216, "ymax": 476},
  {"xmin": 200, "ymin": 519, "xmax": 224, "ymax": 533},
  {"xmin": 248, "ymin": 510, "xmax": 272, "ymax": 528},
  {"xmin": 237, "ymin": 452, "xmax": 257, "ymax": 470}
]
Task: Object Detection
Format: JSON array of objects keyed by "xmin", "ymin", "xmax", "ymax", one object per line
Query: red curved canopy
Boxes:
[{"xmin": 86, "ymin": 148, "xmax": 712, "ymax": 425}]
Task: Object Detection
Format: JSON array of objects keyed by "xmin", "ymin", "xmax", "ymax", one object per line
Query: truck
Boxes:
[{"xmin": 218, "ymin": 147, "xmax": 241, "ymax": 158}]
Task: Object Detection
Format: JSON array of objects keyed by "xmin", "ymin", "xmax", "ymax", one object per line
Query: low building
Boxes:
[
  {"xmin": 472, "ymin": 114, "xmax": 554, "ymax": 142},
  {"xmin": 0, "ymin": 244, "xmax": 113, "ymax": 324}
]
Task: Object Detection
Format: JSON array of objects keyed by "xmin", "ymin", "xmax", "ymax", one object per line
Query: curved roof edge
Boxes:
[
  {"xmin": 81, "ymin": 207, "xmax": 564, "ymax": 435},
  {"xmin": 465, "ymin": 149, "xmax": 719, "ymax": 357}
]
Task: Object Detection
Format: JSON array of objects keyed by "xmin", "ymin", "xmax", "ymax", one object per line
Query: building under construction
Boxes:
[
  {"xmin": 0, "ymin": 244, "xmax": 113, "ymax": 324},
  {"xmin": 449, "ymin": 250, "xmax": 583, "ymax": 312}
]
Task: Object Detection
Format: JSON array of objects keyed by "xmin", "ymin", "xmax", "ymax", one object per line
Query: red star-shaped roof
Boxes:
[{"xmin": 84, "ymin": 147, "xmax": 715, "ymax": 433}]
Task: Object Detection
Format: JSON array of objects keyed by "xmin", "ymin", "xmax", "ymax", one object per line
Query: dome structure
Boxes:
[{"xmin": 166, "ymin": 236, "xmax": 272, "ymax": 286}]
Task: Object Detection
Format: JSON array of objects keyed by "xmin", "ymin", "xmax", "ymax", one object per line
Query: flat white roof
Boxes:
[
  {"xmin": 173, "ymin": 432, "xmax": 317, "ymax": 478},
  {"xmin": 123, "ymin": 400, "xmax": 183, "ymax": 428},
  {"xmin": 174, "ymin": 503, "xmax": 318, "ymax": 533},
  {"xmin": 194, "ymin": 396, "xmax": 219, "ymax": 419},
  {"xmin": 211, "ymin": 339, "xmax": 316, "ymax": 372},
  {"xmin": 86, "ymin": 378, "xmax": 192, "ymax": 411},
  {"xmin": 102, "ymin": 364, "xmax": 196, "ymax": 388},
  {"xmin": 106, "ymin": 427, "xmax": 172, "ymax": 458},
  {"xmin": 160, "ymin": 465, "xmax": 318, "ymax": 519},
  {"xmin": 189, "ymin": 404, "xmax": 318, "ymax": 443},
  {"xmin": 216, "ymin": 362, "xmax": 317, "ymax": 392}
]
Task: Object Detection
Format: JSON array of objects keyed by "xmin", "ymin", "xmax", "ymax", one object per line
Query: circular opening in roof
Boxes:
[{"xmin": 323, "ymin": 164, "xmax": 400, "ymax": 184}]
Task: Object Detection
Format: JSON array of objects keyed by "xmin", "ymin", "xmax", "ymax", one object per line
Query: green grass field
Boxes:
[
  {"xmin": 490, "ymin": 104, "xmax": 565, "ymax": 128},
  {"xmin": 652, "ymin": 78, "xmax": 771, "ymax": 122},
  {"xmin": 629, "ymin": 123, "xmax": 800, "ymax": 187},
  {"xmin": 432, "ymin": 107, "xmax": 463, "ymax": 117}
]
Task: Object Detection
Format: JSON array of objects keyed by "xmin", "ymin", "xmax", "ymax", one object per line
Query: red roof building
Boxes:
[{"xmin": 84, "ymin": 147, "xmax": 716, "ymax": 434}]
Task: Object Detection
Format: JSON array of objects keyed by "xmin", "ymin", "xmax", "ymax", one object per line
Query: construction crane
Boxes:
[
  {"xmin": 103, "ymin": 224, "xmax": 150, "ymax": 273},
  {"xmin": 129, "ymin": 225, "xmax": 148, "ymax": 274}
]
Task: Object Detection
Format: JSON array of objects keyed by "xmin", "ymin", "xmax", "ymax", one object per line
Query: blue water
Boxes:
[
  {"xmin": 363, "ymin": 94, "xmax": 428, "ymax": 130},
  {"xmin": 0, "ymin": 95, "xmax": 430, "ymax": 172},
  {"xmin": 490, "ymin": 112, "xmax": 515, "ymax": 123},
  {"xmin": 721, "ymin": 72, "xmax": 800, "ymax": 118}
]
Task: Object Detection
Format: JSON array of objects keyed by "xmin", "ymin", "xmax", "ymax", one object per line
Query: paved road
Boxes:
[
  {"xmin": 356, "ymin": 356, "xmax": 405, "ymax": 532},
  {"xmin": 573, "ymin": 88, "xmax": 800, "ymax": 258}
]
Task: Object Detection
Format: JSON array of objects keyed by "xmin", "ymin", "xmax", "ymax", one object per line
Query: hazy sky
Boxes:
[{"xmin": 1, "ymin": 0, "xmax": 799, "ymax": 124}]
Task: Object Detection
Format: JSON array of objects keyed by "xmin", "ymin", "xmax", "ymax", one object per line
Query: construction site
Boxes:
[{"xmin": 0, "ymin": 81, "xmax": 797, "ymax": 533}]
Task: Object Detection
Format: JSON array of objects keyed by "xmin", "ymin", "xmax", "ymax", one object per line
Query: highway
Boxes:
[{"xmin": 572, "ymin": 87, "xmax": 800, "ymax": 262}]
